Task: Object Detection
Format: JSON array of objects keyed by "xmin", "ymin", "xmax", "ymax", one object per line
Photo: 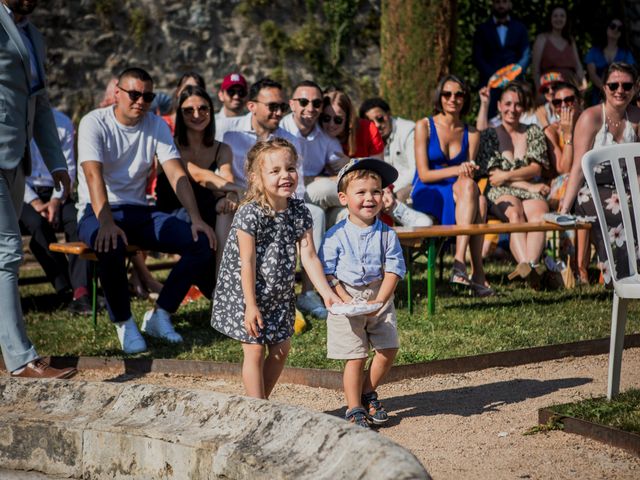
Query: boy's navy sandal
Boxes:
[
  {"xmin": 345, "ymin": 407, "xmax": 371, "ymax": 428},
  {"xmin": 362, "ymin": 391, "xmax": 389, "ymax": 424}
]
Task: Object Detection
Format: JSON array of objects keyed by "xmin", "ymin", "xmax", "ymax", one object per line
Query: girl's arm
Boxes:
[
  {"xmin": 299, "ymin": 229, "xmax": 342, "ymax": 306},
  {"xmin": 238, "ymin": 230, "xmax": 263, "ymax": 337},
  {"xmin": 531, "ymin": 34, "xmax": 545, "ymax": 93},
  {"xmin": 586, "ymin": 63, "xmax": 603, "ymax": 91},
  {"xmin": 489, "ymin": 162, "xmax": 542, "ymax": 186},
  {"xmin": 572, "ymin": 41, "xmax": 585, "ymax": 87},
  {"xmin": 510, "ymin": 180, "xmax": 550, "ymax": 196},
  {"xmin": 476, "ymin": 86, "xmax": 491, "ymax": 131},
  {"xmin": 187, "ymin": 143, "xmax": 243, "ymax": 194}
]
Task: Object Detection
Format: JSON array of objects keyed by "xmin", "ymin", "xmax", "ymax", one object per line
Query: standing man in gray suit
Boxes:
[{"xmin": 0, "ymin": 0, "xmax": 77, "ymax": 378}]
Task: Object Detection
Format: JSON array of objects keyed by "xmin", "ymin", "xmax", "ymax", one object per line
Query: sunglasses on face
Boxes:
[
  {"xmin": 551, "ymin": 95, "xmax": 576, "ymax": 107},
  {"xmin": 255, "ymin": 101, "xmax": 289, "ymax": 113},
  {"xmin": 606, "ymin": 82, "xmax": 634, "ymax": 92},
  {"xmin": 182, "ymin": 105, "xmax": 210, "ymax": 116},
  {"xmin": 226, "ymin": 87, "xmax": 247, "ymax": 98},
  {"xmin": 609, "ymin": 22, "xmax": 623, "ymax": 32},
  {"xmin": 118, "ymin": 86, "xmax": 156, "ymax": 103},
  {"xmin": 441, "ymin": 90, "xmax": 465, "ymax": 100},
  {"xmin": 373, "ymin": 115, "xmax": 386, "ymax": 123},
  {"xmin": 292, "ymin": 97, "xmax": 323, "ymax": 109},
  {"xmin": 320, "ymin": 114, "xmax": 344, "ymax": 125}
]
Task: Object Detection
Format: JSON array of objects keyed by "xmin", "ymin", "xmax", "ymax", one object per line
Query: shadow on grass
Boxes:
[
  {"xmin": 325, "ymin": 377, "xmax": 592, "ymax": 424},
  {"xmin": 21, "ymin": 291, "xmax": 67, "ymax": 314}
]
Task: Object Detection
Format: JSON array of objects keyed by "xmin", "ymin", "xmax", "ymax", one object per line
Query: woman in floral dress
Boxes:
[
  {"xmin": 477, "ymin": 83, "xmax": 550, "ymax": 285},
  {"xmin": 560, "ymin": 62, "xmax": 640, "ymax": 285}
]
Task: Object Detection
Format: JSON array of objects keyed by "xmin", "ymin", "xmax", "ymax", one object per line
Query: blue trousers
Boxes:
[{"xmin": 78, "ymin": 204, "xmax": 214, "ymax": 323}]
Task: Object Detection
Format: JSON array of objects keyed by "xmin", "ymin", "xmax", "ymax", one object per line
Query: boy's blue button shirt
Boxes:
[{"xmin": 320, "ymin": 217, "xmax": 406, "ymax": 287}]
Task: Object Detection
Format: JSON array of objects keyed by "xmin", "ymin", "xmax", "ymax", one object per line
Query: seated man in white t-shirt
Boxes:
[{"xmin": 77, "ymin": 67, "xmax": 216, "ymax": 354}]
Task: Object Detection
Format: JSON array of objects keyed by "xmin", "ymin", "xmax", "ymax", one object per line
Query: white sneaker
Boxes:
[
  {"xmin": 141, "ymin": 308, "xmax": 183, "ymax": 343},
  {"xmin": 115, "ymin": 317, "xmax": 148, "ymax": 354},
  {"xmin": 391, "ymin": 201, "xmax": 433, "ymax": 227},
  {"xmin": 296, "ymin": 291, "xmax": 328, "ymax": 320}
]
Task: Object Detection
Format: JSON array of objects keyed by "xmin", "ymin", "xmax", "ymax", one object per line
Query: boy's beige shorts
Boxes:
[{"xmin": 327, "ymin": 280, "xmax": 400, "ymax": 360}]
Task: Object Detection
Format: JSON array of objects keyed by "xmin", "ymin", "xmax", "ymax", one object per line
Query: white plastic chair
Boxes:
[{"xmin": 582, "ymin": 143, "xmax": 640, "ymax": 399}]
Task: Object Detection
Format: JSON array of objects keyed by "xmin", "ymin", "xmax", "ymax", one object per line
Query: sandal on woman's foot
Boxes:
[
  {"xmin": 470, "ymin": 281, "xmax": 496, "ymax": 297},
  {"xmin": 507, "ymin": 262, "xmax": 531, "ymax": 281},
  {"xmin": 526, "ymin": 263, "xmax": 546, "ymax": 290},
  {"xmin": 450, "ymin": 268, "xmax": 471, "ymax": 287},
  {"xmin": 345, "ymin": 407, "xmax": 371, "ymax": 429}
]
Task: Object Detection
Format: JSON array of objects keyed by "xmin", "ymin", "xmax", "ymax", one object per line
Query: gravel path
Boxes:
[{"xmin": 76, "ymin": 347, "xmax": 640, "ymax": 479}]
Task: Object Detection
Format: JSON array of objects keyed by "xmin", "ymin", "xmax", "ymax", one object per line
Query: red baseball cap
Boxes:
[{"xmin": 221, "ymin": 73, "xmax": 247, "ymax": 91}]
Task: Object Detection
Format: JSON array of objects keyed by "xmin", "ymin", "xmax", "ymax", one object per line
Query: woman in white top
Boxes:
[{"xmin": 560, "ymin": 62, "xmax": 640, "ymax": 285}]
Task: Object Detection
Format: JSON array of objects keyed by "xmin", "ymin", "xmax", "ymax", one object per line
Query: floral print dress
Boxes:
[
  {"xmin": 574, "ymin": 105, "xmax": 638, "ymax": 285},
  {"xmin": 477, "ymin": 125, "xmax": 549, "ymax": 203},
  {"xmin": 211, "ymin": 199, "xmax": 313, "ymax": 344}
]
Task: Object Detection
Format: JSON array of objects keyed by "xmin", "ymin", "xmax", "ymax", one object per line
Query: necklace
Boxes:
[{"xmin": 605, "ymin": 108, "xmax": 624, "ymax": 130}]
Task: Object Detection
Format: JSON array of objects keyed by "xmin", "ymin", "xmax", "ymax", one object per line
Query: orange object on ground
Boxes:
[{"xmin": 182, "ymin": 285, "xmax": 203, "ymax": 304}]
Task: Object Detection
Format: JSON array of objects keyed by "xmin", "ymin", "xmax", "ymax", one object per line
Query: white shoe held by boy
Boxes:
[
  {"xmin": 391, "ymin": 201, "xmax": 433, "ymax": 227},
  {"xmin": 115, "ymin": 317, "xmax": 148, "ymax": 354},
  {"xmin": 142, "ymin": 307, "xmax": 183, "ymax": 343}
]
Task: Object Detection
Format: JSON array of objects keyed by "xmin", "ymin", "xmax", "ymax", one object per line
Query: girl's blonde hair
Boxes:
[
  {"xmin": 323, "ymin": 90, "xmax": 358, "ymax": 156},
  {"xmin": 241, "ymin": 138, "xmax": 299, "ymax": 215}
]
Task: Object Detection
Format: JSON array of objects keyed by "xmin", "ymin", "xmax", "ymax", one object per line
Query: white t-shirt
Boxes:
[
  {"xmin": 216, "ymin": 112, "xmax": 306, "ymax": 197},
  {"xmin": 279, "ymin": 114, "xmax": 343, "ymax": 177},
  {"xmin": 76, "ymin": 106, "xmax": 180, "ymax": 215}
]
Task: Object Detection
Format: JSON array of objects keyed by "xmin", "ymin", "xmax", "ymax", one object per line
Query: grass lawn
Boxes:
[
  {"xmin": 19, "ymin": 257, "xmax": 640, "ymax": 370},
  {"xmin": 550, "ymin": 389, "xmax": 640, "ymax": 435}
]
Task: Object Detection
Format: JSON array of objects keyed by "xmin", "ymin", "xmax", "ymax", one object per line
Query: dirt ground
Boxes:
[{"xmin": 75, "ymin": 347, "xmax": 640, "ymax": 480}]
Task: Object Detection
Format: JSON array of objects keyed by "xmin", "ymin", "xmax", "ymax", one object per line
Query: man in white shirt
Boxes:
[
  {"xmin": 280, "ymin": 80, "xmax": 347, "ymax": 318},
  {"xmin": 77, "ymin": 67, "xmax": 215, "ymax": 354},
  {"xmin": 217, "ymin": 78, "xmax": 328, "ymax": 318},
  {"xmin": 19, "ymin": 108, "xmax": 94, "ymax": 314},
  {"xmin": 360, "ymin": 98, "xmax": 432, "ymax": 227},
  {"xmin": 215, "ymin": 72, "xmax": 248, "ymax": 125}
]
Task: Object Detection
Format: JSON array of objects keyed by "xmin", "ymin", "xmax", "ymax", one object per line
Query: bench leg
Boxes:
[
  {"xmin": 91, "ymin": 262, "xmax": 98, "ymax": 329},
  {"xmin": 427, "ymin": 239, "xmax": 436, "ymax": 315},
  {"xmin": 404, "ymin": 246, "xmax": 413, "ymax": 315}
]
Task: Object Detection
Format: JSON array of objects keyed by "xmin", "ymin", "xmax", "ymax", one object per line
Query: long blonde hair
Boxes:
[{"xmin": 241, "ymin": 138, "xmax": 299, "ymax": 215}]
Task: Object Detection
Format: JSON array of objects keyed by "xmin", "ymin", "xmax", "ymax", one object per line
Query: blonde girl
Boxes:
[{"xmin": 211, "ymin": 138, "xmax": 341, "ymax": 398}]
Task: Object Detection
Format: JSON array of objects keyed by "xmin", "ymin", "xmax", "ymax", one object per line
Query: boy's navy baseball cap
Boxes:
[{"xmin": 336, "ymin": 157, "xmax": 399, "ymax": 191}]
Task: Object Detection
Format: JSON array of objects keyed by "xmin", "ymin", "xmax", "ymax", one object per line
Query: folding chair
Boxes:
[{"xmin": 582, "ymin": 143, "xmax": 640, "ymax": 399}]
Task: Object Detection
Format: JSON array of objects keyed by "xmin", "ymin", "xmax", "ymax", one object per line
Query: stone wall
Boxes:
[{"xmin": 30, "ymin": 0, "xmax": 382, "ymax": 123}]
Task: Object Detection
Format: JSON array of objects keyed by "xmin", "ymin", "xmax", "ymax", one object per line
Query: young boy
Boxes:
[{"xmin": 320, "ymin": 158, "xmax": 406, "ymax": 428}]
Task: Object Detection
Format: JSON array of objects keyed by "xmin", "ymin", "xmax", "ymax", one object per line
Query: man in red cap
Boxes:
[{"xmin": 216, "ymin": 72, "xmax": 248, "ymax": 124}]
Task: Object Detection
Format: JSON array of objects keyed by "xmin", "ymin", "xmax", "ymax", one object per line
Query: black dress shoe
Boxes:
[{"xmin": 67, "ymin": 295, "xmax": 93, "ymax": 315}]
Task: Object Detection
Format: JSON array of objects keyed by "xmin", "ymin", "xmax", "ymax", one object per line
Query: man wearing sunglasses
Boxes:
[
  {"xmin": 281, "ymin": 80, "xmax": 347, "ymax": 319},
  {"xmin": 215, "ymin": 72, "xmax": 248, "ymax": 124},
  {"xmin": 0, "ymin": 0, "xmax": 77, "ymax": 379},
  {"xmin": 359, "ymin": 98, "xmax": 433, "ymax": 228},
  {"xmin": 76, "ymin": 67, "xmax": 216, "ymax": 355}
]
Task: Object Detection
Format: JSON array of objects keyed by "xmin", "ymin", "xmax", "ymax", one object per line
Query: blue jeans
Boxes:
[{"xmin": 78, "ymin": 204, "xmax": 214, "ymax": 323}]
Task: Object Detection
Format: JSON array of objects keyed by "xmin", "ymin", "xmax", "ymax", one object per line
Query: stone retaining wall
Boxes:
[{"xmin": 0, "ymin": 378, "xmax": 429, "ymax": 479}]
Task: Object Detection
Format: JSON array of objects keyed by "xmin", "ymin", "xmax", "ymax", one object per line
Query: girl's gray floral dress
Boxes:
[{"xmin": 211, "ymin": 199, "xmax": 313, "ymax": 344}]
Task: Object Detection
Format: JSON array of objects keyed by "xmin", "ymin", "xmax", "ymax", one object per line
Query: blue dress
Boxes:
[{"xmin": 411, "ymin": 117, "xmax": 469, "ymax": 225}]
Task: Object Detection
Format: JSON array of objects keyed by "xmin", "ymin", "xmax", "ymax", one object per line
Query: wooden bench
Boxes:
[
  {"xmin": 394, "ymin": 221, "xmax": 591, "ymax": 316},
  {"xmin": 49, "ymin": 242, "xmax": 141, "ymax": 326}
]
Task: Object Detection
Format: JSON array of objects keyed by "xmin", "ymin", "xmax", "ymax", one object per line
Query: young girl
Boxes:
[{"xmin": 211, "ymin": 138, "xmax": 341, "ymax": 399}]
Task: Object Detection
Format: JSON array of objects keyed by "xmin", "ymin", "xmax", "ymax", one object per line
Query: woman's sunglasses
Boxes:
[
  {"xmin": 118, "ymin": 86, "xmax": 156, "ymax": 103},
  {"xmin": 293, "ymin": 98, "xmax": 323, "ymax": 109},
  {"xmin": 551, "ymin": 95, "xmax": 576, "ymax": 107},
  {"xmin": 320, "ymin": 114, "xmax": 344, "ymax": 125},
  {"xmin": 609, "ymin": 22, "xmax": 623, "ymax": 32},
  {"xmin": 182, "ymin": 105, "xmax": 210, "ymax": 116},
  {"xmin": 606, "ymin": 82, "xmax": 634, "ymax": 92},
  {"xmin": 441, "ymin": 91, "xmax": 465, "ymax": 100}
]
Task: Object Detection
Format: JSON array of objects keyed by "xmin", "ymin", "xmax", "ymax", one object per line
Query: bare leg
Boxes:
[
  {"xmin": 344, "ymin": 358, "xmax": 367, "ymax": 410},
  {"xmin": 241, "ymin": 343, "xmax": 266, "ymax": 399},
  {"xmin": 263, "ymin": 339, "xmax": 291, "ymax": 399},
  {"xmin": 362, "ymin": 348, "xmax": 398, "ymax": 394},
  {"xmin": 577, "ymin": 229, "xmax": 590, "ymax": 282},
  {"xmin": 522, "ymin": 199, "xmax": 549, "ymax": 264},
  {"xmin": 452, "ymin": 177, "xmax": 479, "ymax": 271},
  {"xmin": 493, "ymin": 195, "xmax": 528, "ymax": 264}
]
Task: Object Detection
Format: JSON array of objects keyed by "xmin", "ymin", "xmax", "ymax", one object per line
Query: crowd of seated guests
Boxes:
[{"xmin": 27, "ymin": 1, "xmax": 640, "ymax": 356}]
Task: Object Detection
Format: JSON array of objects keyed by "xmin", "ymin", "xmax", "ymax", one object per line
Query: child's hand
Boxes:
[
  {"xmin": 366, "ymin": 298, "xmax": 386, "ymax": 317},
  {"xmin": 323, "ymin": 292, "xmax": 344, "ymax": 308},
  {"xmin": 244, "ymin": 304, "xmax": 264, "ymax": 338}
]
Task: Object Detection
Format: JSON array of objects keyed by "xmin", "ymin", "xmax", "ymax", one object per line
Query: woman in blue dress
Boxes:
[
  {"xmin": 412, "ymin": 75, "xmax": 492, "ymax": 296},
  {"xmin": 585, "ymin": 18, "xmax": 635, "ymax": 106}
]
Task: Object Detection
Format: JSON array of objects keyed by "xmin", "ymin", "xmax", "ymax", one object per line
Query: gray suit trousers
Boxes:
[{"xmin": 0, "ymin": 166, "xmax": 38, "ymax": 372}]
